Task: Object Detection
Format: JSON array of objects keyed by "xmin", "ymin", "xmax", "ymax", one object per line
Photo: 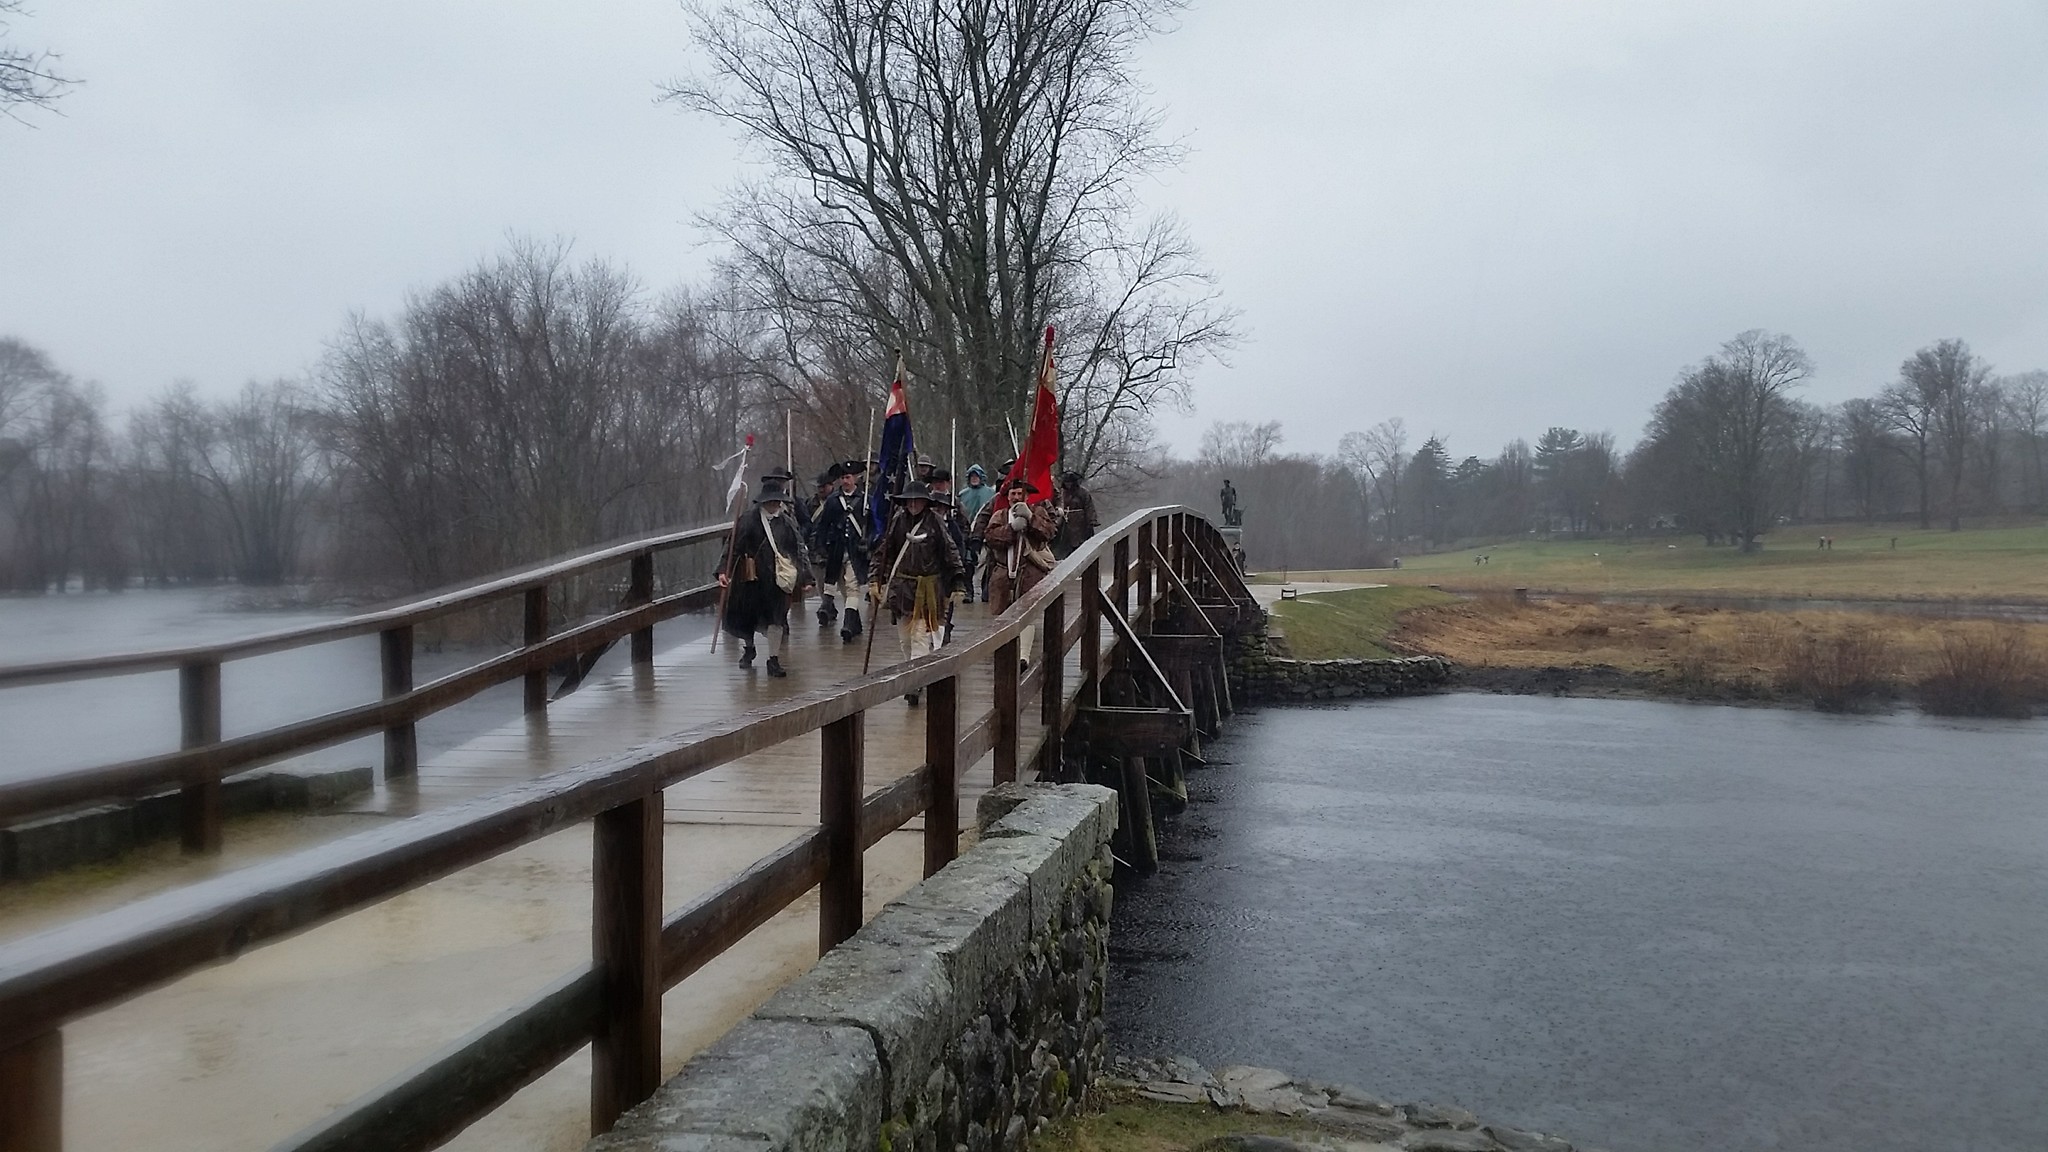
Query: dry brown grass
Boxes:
[
  {"xmin": 1390, "ymin": 597, "xmax": 2048, "ymax": 714},
  {"xmin": 1914, "ymin": 628, "xmax": 2048, "ymax": 717}
]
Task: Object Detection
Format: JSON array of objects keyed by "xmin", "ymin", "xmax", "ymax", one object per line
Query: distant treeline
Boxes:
[
  {"xmin": 0, "ymin": 234, "xmax": 1226, "ymax": 595},
  {"xmin": 1121, "ymin": 330, "xmax": 2048, "ymax": 571}
]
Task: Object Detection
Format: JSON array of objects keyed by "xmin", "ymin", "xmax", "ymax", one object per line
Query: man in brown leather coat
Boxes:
[
  {"xmin": 872, "ymin": 480, "xmax": 965, "ymax": 704},
  {"xmin": 975, "ymin": 480, "xmax": 1063, "ymax": 667}
]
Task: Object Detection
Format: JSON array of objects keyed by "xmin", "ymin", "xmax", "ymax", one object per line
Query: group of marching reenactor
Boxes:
[{"xmin": 715, "ymin": 454, "xmax": 1099, "ymax": 702}]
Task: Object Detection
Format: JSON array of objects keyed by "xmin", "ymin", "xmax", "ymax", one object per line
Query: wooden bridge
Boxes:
[{"xmin": 0, "ymin": 506, "xmax": 1259, "ymax": 1152}]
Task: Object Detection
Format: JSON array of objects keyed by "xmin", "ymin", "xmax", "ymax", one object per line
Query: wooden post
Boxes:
[
  {"xmin": 628, "ymin": 551, "xmax": 655, "ymax": 668},
  {"xmin": 924, "ymin": 676, "xmax": 958, "ymax": 877},
  {"xmin": 992, "ymin": 638, "xmax": 1020, "ymax": 784},
  {"xmin": 1080, "ymin": 561, "xmax": 1101, "ymax": 708},
  {"xmin": 1120, "ymin": 755, "xmax": 1158, "ymax": 875},
  {"xmin": 380, "ymin": 625, "xmax": 417, "ymax": 779},
  {"xmin": 819, "ymin": 712, "xmax": 864, "ymax": 951},
  {"xmin": 0, "ymin": 1029, "xmax": 61, "ymax": 1152},
  {"xmin": 590, "ymin": 792, "xmax": 662, "ymax": 1135},
  {"xmin": 1039, "ymin": 594, "xmax": 1064, "ymax": 778},
  {"xmin": 1112, "ymin": 536, "xmax": 1131, "ymax": 620},
  {"xmin": 1041, "ymin": 593, "xmax": 1065, "ymax": 727},
  {"xmin": 1136, "ymin": 521, "xmax": 1154, "ymax": 630},
  {"xmin": 524, "ymin": 586, "xmax": 550, "ymax": 713},
  {"xmin": 178, "ymin": 658, "xmax": 222, "ymax": 855}
]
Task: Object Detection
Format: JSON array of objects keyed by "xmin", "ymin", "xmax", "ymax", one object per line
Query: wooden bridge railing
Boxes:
[
  {"xmin": 0, "ymin": 507, "xmax": 1259, "ymax": 1152},
  {"xmin": 0, "ymin": 524, "xmax": 729, "ymax": 854}
]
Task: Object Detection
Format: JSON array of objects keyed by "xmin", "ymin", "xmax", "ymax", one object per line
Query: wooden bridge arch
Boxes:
[{"xmin": 0, "ymin": 506, "xmax": 1258, "ymax": 1152}]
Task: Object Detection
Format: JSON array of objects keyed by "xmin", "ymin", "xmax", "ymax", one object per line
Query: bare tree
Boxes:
[
  {"xmin": 1199, "ymin": 420, "xmax": 1284, "ymax": 473},
  {"xmin": 192, "ymin": 381, "xmax": 325, "ymax": 585},
  {"xmin": 1889, "ymin": 339, "xmax": 1990, "ymax": 531},
  {"xmin": 323, "ymin": 239, "xmax": 762, "ymax": 591},
  {"xmin": 1, "ymin": 1, "xmax": 74, "ymax": 121},
  {"xmin": 121, "ymin": 382, "xmax": 223, "ymax": 583},
  {"xmin": 1341, "ymin": 419, "xmax": 1408, "ymax": 544},
  {"xmin": 1640, "ymin": 330, "xmax": 1812, "ymax": 551},
  {"xmin": 0, "ymin": 342, "xmax": 121, "ymax": 589},
  {"xmin": 667, "ymin": 0, "xmax": 1233, "ymax": 475},
  {"xmin": 1837, "ymin": 398, "xmax": 1897, "ymax": 523},
  {"xmin": 2005, "ymin": 371, "xmax": 2048, "ymax": 511}
]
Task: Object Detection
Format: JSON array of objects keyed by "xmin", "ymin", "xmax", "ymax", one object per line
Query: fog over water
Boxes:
[{"xmin": 1109, "ymin": 694, "xmax": 2048, "ymax": 1152}]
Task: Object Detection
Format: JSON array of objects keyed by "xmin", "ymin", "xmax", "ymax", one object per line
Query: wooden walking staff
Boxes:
[{"xmin": 861, "ymin": 530, "xmax": 912, "ymax": 675}]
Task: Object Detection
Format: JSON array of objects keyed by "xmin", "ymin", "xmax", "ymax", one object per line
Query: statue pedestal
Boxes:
[{"xmin": 1216, "ymin": 526, "xmax": 1247, "ymax": 576}]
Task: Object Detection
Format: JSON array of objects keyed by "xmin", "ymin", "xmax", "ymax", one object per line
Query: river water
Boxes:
[
  {"xmin": 1108, "ymin": 694, "xmax": 2048, "ymax": 1152},
  {"xmin": 0, "ymin": 588, "xmax": 705, "ymax": 784}
]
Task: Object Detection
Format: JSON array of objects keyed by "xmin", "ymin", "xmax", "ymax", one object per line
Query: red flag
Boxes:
[{"xmin": 1008, "ymin": 326, "xmax": 1060, "ymax": 506}]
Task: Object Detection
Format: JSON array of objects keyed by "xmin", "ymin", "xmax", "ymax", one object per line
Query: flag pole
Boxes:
[
  {"xmin": 861, "ymin": 404, "xmax": 877, "ymax": 521},
  {"xmin": 950, "ymin": 418, "xmax": 957, "ymax": 486},
  {"xmin": 709, "ymin": 485, "xmax": 741, "ymax": 655}
]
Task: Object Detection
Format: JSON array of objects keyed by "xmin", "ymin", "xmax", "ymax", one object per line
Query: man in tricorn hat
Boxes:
[
  {"xmin": 760, "ymin": 465, "xmax": 812, "ymax": 538},
  {"xmin": 1053, "ymin": 468, "xmax": 1098, "ymax": 558},
  {"xmin": 928, "ymin": 468, "xmax": 971, "ymax": 642},
  {"xmin": 718, "ymin": 480, "xmax": 811, "ymax": 678},
  {"xmin": 975, "ymin": 476, "xmax": 1063, "ymax": 668},
  {"xmin": 808, "ymin": 459, "xmax": 870, "ymax": 642},
  {"xmin": 872, "ymin": 478, "xmax": 964, "ymax": 704}
]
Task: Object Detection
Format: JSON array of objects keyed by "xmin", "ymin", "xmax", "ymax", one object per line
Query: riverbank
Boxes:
[
  {"xmin": 1270, "ymin": 586, "xmax": 2048, "ymax": 716},
  {"xmin": 1045, "ymin": 1058, "xmax": 1587, "ymax": 1152}
]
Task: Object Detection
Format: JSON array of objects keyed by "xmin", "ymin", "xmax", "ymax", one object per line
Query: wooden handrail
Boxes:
[
  {"xmin": 0, "ymin": 524, "xmax": 725, "ymax": 688},
  {"xmin": 0, "ymin": 506, "xmax": 1230, "ymax": 1152},
  {"xmin": 0, "ymin": 523, "xmax": 730, "ymax": 837}
]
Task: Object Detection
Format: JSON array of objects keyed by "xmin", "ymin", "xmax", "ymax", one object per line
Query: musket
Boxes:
[{"xmin": 861, "ymin": 513, "xmax": 915, "ymax": 675}]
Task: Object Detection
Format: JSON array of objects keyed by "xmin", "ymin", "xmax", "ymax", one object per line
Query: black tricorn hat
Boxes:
[
  {"xmin": 1008, "ymin": 478, "xmax": 1040, "ymax": 496},
  {"xmin": 930, "ymin": 467, "xmax": 952, "ymax": 484},
  {"xmin": 889, "ymin": 479, "xmax": 935, "ymax": 502},
  {"xmin": 754, "ymin": 480, "xmax": 791, "ymax": 505},
  {"xmin": 761, "ymin": 465, "xmax": 795, "ymax": 484},
  {"xmin": 815, "ymin": 469, "xmax": 836, "ymax": 487}
]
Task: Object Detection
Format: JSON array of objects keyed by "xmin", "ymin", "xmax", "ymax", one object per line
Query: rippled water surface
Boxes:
[{"xmin": 1108, "ymin": 694, "xmax": 2048, "ymax": 1152}]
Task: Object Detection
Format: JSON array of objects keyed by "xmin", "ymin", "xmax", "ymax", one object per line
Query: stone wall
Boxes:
[
  {"xmin": 590, "ymin": 783, "xmax": 1120, "ymax": 1152},
  {"xmin": 1227, "ymin": 622, "xmax": 1452, "ymax": 704},
  {"xmin": 0, "ymin": 763, "xmax": 373, "ymax": 881}
]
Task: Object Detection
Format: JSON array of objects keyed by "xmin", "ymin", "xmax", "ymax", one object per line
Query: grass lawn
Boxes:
[
  {"xmin": 1267, "ymin": 585, "xmax": 1457, "ymax": 660},
  {"xmin": 1254, "ymin": 520, "xmax": 2048, "ymax": 603}
]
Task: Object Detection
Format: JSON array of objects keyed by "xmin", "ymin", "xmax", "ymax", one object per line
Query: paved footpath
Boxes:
[{"xmin": 0, "ymin": 602, "xmax": 1056, "ymax": 1152}]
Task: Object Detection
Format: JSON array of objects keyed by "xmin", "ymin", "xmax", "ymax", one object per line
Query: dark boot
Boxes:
[
  {"xmin": 817, "ymin": 594, "xmax": 836, "ymax": 628},
  {"xmin": 738, "ymin": 643, "xmax": 756, "ymax": 668},
  {"xmin": 766, "ymin": 656, "xmax": 787, "ymax": 678},
  {"xmin": 841, "ymin": 607, "xmax": 862, "ymax": 643},
  {"xmin": 905, "ymin": 689, "xmax": 921, "ymax": 706}
]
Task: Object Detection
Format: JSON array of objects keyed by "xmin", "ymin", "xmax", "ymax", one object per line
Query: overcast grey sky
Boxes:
[{"xmin": 4, "ymin": 2, "xmax": 2046, "ymax": 460}]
